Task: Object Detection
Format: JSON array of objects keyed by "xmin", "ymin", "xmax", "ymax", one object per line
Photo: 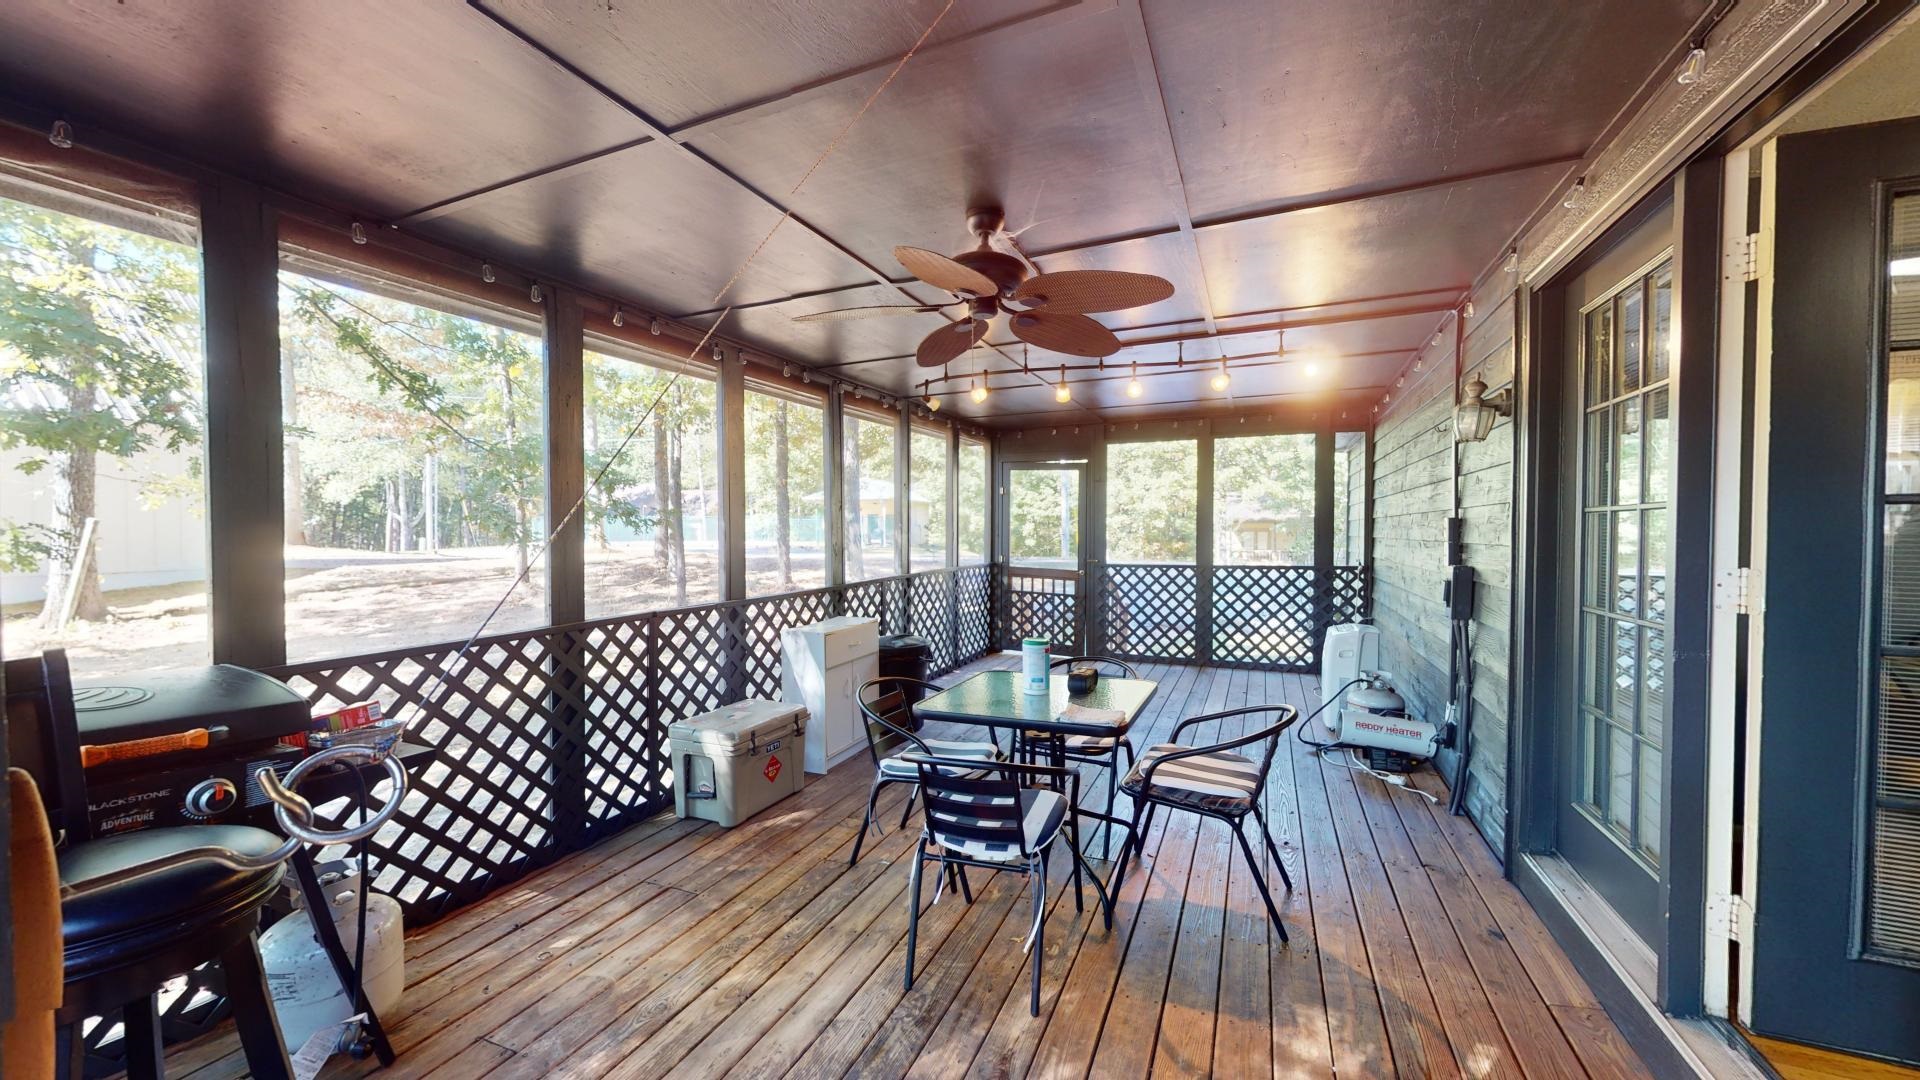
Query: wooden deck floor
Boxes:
[{"xmin": 159, "ymin": 654, "xmax": 1648, "ymax": 1079}]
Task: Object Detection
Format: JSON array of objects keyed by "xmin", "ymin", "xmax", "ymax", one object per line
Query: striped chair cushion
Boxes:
[
  {"xmin": 880, "ymin": 738, "xmax": 999, "ymax": 779},
  {"xmin": 1120, "ymin": 744, "xmax": 1262, "ymax": 811},
  {"xmin": 927, "ymin": 788, "xmax": 1067, "ymax": 862},
  {"xmin": 1021, "ymin": 730, "xmax": 1125, "ymax": 754}
]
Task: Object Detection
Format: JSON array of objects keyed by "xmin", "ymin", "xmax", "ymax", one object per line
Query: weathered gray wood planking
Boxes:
[{"xmin": 1369, "ymin": 279, "xmax": 1516, "ymax": 854}]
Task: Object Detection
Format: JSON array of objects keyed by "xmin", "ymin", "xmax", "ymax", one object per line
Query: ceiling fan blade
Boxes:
[
  {"xmin": 1012, "ymin": 270, "xmax": 1175, "ymax": 314},
  {"xmin": 915, "ymin": 319, "xmax": 987, "ymax": 367},
  {"xmin": 792, "ymin": 303, "xmax": 950, "ymax": 323},
  {"xmin": 1008, "ymin": 311, "xmax": 1121, "ymax": 358},
  {"xmin": 894, "ymin": 246, "xmax": 997, "ymax": 298}
]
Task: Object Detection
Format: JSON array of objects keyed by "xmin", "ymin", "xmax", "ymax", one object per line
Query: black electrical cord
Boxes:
[
  {"xmin": 1448, "ymin": 619, "xmax": 1476, "ymax": 817},
  {"xmin": 1295, "ymin": 677, "xmax": 1370, "ymax": 751}
]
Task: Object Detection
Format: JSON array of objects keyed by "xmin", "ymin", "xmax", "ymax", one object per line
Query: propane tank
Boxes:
[
  {"xmin": 260, "ymin": 875, "xmax": 405, "ymax": 1052},
  {"xmin": 1327, "ymin": 671, "xmax": 1402, "ymax": 740}
]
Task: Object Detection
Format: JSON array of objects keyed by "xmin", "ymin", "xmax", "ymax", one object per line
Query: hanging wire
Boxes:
[{"xmin": 399, "ymin": 0, "xmax": 957, "ymax": 728}]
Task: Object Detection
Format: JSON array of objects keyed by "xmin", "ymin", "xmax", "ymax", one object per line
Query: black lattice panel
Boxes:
[
  {"xmin": 737, "ymin": 589, "xmax": 836, "ymax": 699},
  {"xmin": 955, "ymin": 565, "xmax": 994, "ymax": 666},
  {"xmin": 651, "ymin": 605, "xmax": 737, "ymax": 725},
  {"xmin": 840, "ymin": 572, "xmax": 906, "ymax": 630},
  {"xmin": 1328, "ymin": 564, "xmax": 1370, "ymax": 625},
  {"xmin": 274, "ymin": 633, "xmax": 569, "ymax": 922},
  {"xmin": 907, "ymin": 571, "xmax": 957, "ymax": 673},
  {"xmin": 1210, "ymin": 565, "xmax": 1323, "ymax": 669},
  {"xmin": 1002, "ymin": 571, "xmax": 1078, "ymax": 651},
  {"xmin": 1101, "ymin": 563, "xmax": 1199, "ymax": 661},
  {"xmin": 570, "ymin": 619, "xmax": 669, "ymax": 838}
]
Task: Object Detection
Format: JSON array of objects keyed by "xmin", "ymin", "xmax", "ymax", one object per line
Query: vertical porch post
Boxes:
[
  {"xmin": 1195, "ymin": 423, "xmax": 1216, "ymax": 665},
  {"xmin": 541, "ymin": 284, "xmax": 587, "ymax": 848},
  {"xmin": 200, "ymin": 176, "xmax": 285, "ymax": 670}
]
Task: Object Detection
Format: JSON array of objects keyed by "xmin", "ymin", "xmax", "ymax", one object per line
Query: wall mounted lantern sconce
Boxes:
[{"xmin": 1454, "ymin": 373, "xmax": 1514, "ymax": 443}]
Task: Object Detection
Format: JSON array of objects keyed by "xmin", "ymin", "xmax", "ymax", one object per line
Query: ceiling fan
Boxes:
[{"xmin": 792, "ymin": 207, "xmax": 1174, "ymax": 367}]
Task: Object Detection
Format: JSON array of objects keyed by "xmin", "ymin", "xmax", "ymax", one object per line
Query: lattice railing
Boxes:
[
  {"xmin": 998, "ymin": 567, "xmax": 1081, "ymax": 651},
  {"xmin": 261, "ymin": 567, "xmax": 994, "ymax": 929},
  {"xmin": 1209, "ymin": 564, "xmax": 1370, "ymax": 669},
  {"xmin": 1099, "ymin": 563, "xmax": 1200, "ymax": 662}
]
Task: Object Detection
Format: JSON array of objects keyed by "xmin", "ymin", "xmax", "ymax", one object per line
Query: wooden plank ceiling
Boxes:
[{"xmin": 0, "ymin": 0, "xmax": 1706, "ymax": 426}]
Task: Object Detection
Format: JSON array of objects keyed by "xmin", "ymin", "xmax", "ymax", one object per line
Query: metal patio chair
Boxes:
[
  {"xmin": 848, "ymin": 677, "xmax": 1004, "ymax": 866},
  {"xmin": 901, "ymin": 755, "xmax": 1087, "ymax": 1016},
  {"xmin": 1111, "ymin": 703, "xmax": 1300, "ymax": 939},
  {"xmin": 1013, "ymin": 655, "xmax": 1139, "ymax": 854}
]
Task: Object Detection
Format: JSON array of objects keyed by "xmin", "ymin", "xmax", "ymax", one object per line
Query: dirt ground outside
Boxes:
[{"xmin": 4, "ymin": 540, "xmax": 844, "ymax": 679}]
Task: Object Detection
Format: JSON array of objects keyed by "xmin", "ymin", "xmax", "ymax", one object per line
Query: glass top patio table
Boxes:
[{"xmin": 913, "ymin": 669, "xmax": 1159, "ymax": 738}]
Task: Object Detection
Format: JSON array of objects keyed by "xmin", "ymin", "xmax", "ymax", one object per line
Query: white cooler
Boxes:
[{"xmin": 670, "ymin": 699, "xmax": 808, "ymax": 826}]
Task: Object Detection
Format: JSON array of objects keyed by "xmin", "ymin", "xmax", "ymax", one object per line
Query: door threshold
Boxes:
[{"xmin": 1517, "ymin": 853, "xmax": 1776, "ymax": 1079}]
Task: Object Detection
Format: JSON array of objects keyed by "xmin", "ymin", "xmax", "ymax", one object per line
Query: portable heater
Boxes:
[{"xmin": 1317, "ymin": 624, "xmax": 1440, "ymax": 772}]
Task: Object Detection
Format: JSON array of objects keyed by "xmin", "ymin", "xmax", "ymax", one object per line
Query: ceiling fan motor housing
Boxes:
[{"xmin": 951, "ymin": 248, "xmax": 1029, "ymax": 298}]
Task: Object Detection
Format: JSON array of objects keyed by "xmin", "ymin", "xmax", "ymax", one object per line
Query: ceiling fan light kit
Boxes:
[{"xmin": 794, "ymin": 207, "xmax": 1177, "ymax": 407}]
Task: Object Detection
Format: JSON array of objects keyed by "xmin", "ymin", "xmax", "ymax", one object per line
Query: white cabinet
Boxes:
[{"xmin": 780, "ymin": 616, "xmax": 879, "ymax": 774}]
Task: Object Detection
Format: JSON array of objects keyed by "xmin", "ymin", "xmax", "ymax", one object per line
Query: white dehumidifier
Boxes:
[{"xmin": 1320, "ymin": 623, "xmax": 1378, "ymax": 718}]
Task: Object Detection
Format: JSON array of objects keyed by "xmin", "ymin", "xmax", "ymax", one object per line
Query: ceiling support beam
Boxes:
[
  {"xmin": 1111, "ymin": 0, "xmax": 1217, "ymax": 340},
  {"xmin": 466, "ymin": 0, "xmax": 1080, "ymax": 415}
]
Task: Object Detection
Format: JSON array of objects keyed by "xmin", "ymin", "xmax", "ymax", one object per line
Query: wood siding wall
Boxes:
[{"xmin": 1369, "ymin": 279, "xmax": 1516, "ymax": 854}]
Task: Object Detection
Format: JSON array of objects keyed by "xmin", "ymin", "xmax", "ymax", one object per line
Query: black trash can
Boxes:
[{"xmin": 877, "ymin": 634, "xmax": 934, "ymax": 727}]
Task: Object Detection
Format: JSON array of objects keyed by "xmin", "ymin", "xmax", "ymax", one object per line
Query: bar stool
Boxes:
[{"xmin": 6, "ymin": 650, "xmax": 295, "ymax": 1080}]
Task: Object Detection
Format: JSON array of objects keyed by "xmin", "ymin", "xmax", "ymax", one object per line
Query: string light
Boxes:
[
  {"xmin": 47, "ymin": 120, "xmax": 73, "ymax": 149},
  {"xmin": 1054, "ymin": 366, "xmax": 1071, "ymax": 404},
  {"xmin": 612, "ymin": 307, "xmax": 625, "ymax": 327},
  {"xmin": 926, "ymin": 383, "xmax": 941, "ymax": 412},
  {"xmin": 1504, "ymin": 246, "xmax": 1520, "ymax": 274},
  {"xmin": 1563, "ymin": 177, "xmax": 1586, "ymax": 209},
  {"xmin": 1303, "ymin": 360, "xmax": 1321, "ymax": 377},
  {"xmin": 481, "ymin": 263, "xmax": 496, "ymax": 283},
  {"xmin": 649, "ymin": 317, "xmax": 663, "ymax": 336},
  {"xmin": 1210, "ymin": 356, "xmax": 1231, "ymax": 392},
  {"xmin": 1127, "ymin": 361, "xmax": 1143, "ymax": 399},
  {"xmin": 530, "ymin": 282, "xmax": 543, "ymax": 304},
  {"xmin": 971, "ymin": 376, "xmax": 989, "ymax": 404},
  {"xmin": 350, "ymin": 222, "xmax": 368, "ymax": 245}
]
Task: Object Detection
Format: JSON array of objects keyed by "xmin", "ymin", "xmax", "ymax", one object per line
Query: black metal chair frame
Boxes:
[
  {"xmin": 1111, "ymin": 704, "xmax": 1300, "ymax": 941},
  {"xmin": 1014, "ymin": 655, "xmax": 1140, "ymax": 857},
  {"xmin": 901, "ymin": 755, "xmax": 1104, "ymax": 1015},
  {"xmin": 848, "ymin": 676, "xmax": 1005, "ymax": 866}
]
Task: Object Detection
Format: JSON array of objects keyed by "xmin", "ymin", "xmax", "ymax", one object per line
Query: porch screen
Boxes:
[
  {"xmin": 582, "ymin": 341, "xmax": 720, "ymax": 616},
  {"xmin": 745, "ymin": 379, "xmax": 827, "ymax": 595},
  {"xmin": 842, "ymin": 399, "xmax": 899, "ymax": 581},
  {"xmin": 1871, "ymin": 192, "xmax": 1920, "ymax": 959},
  {"xmin": 275, "ymin": 248, "xmax": 553, "ymax": 659},
  {"xmin": 0, "ymin": 179, "xmax": 208, "ymax": 677}
]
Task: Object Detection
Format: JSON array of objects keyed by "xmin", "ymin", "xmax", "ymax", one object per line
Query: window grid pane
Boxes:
[{"xmin": 1575, "ymin": 256, "xmax": 1673, "ymax": 867}]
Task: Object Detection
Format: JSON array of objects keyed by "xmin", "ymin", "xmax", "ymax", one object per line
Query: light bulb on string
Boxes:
[
  {"xmin": 1126, "ymin": 361, "xmax": 1143, "ymax": 399},
  {"xmin": 1054, "ymin": 365, "xmax": 1071, "ymax": 404},
  {"xmin": 971, "ymin": 376, "xmax": 989, "ymax": 405}
]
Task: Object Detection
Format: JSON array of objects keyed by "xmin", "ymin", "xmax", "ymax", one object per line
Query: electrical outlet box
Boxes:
[
  {"xmin": 1443, "ymin": 563, "xmax": 1476, "ymax": 622},
  {"xmin": 1444, "ymin": 516, "xmax": 1465, "ymax": 565}
]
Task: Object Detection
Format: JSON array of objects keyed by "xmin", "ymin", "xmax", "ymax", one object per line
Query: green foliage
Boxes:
[
  {"xmin": 0, "ymin": 197, "xmax": 202, "ymax": 571},
  {"xmin": 957, "ymin": 440, "xmax": 988, "ymax": 560},
  {"xmin": 282, "ymin": 274, "xmax": 553, "ymax": 552},
  {"xmin": 1213, "ymin": 434, "xmax": 1315, "ymax": 563},
  {"xmin": 1009, "ymin": 467, "xmax": 1079, "ymax": 566},
  {"xmin": 743, "ymin": 391, "xmax": 824, "ymax": 540},
  {"xmin": 909, "ymin": 429, "xmax": 947, "ymax": 557},
  {"xmin": 1105, "ymin": 441, "xmax": 1198, "ymax": 563}
]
